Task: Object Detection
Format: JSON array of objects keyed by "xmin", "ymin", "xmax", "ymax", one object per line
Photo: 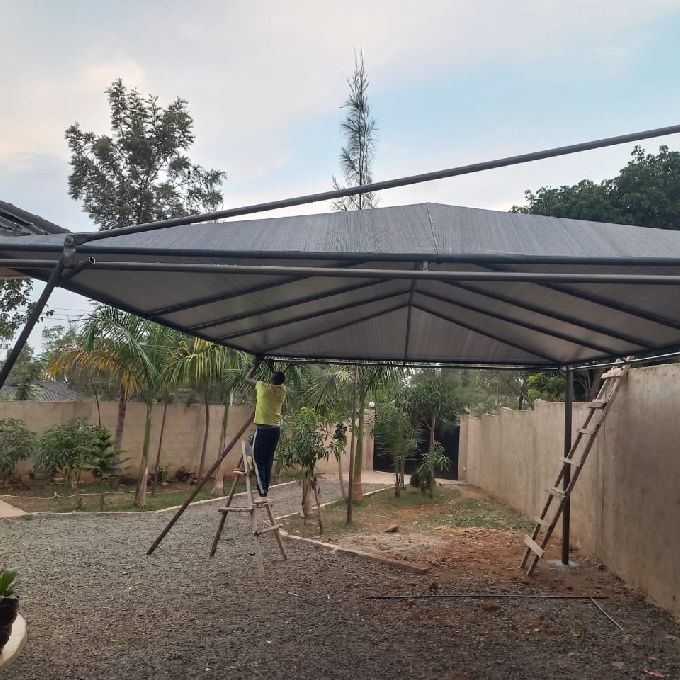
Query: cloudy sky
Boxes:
[{"xmin": 2, "ymin": 0, "xmax": 680, "ymax": 346}]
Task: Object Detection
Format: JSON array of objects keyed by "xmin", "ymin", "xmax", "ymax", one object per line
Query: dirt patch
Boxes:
[{"xmin": 281, "ymin": 483, "xmax": 642, "ymax": 602}]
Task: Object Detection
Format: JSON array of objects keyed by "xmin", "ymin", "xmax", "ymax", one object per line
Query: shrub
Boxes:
[
  {"xmin": 411, "ymin": 443, "xmax": 451, "ymax": 496},
  {"xmin": 0, "ymin": 419, "xmax": 36, "ymax": 481}
]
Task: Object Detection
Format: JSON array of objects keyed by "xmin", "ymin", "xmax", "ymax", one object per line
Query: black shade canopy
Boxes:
[{"xmin": 3, "ymin": 202, "xmax": 680, "ymax": 368}]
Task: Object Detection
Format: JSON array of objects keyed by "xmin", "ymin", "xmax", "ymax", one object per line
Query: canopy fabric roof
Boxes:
[{"xmin": 3, "ymin": 202, "xmax": 680, "ymax": 368}]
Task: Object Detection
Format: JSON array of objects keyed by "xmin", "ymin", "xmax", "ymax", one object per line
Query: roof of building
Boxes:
[{"xmin": 0, "ymin": 380, "xmax": 83, "ymax": 401}]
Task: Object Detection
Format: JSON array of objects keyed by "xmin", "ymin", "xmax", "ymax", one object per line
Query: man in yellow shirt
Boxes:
[{"xmin": 245, "ymin": 357, "xmax": 286, "ymax": 497}]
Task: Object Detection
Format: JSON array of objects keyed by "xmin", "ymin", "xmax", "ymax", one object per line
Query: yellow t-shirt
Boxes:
[{"xmin": 254, "ymin": 381, "xmax": 286, "ymax": 426}]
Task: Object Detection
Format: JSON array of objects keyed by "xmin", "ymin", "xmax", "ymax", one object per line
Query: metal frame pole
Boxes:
[
  {"xmin": 562, "ymin": 367, "xmax": 574, "ymax": 565},
  {"xmin": 71, "ymin": 122, "xmax": 680, "ymax": 243},
  {"xmin": 0, "ymin": 260, "xmax": 64, "ymax": 389},
  {"xmin": 147, "ymin": 412, "xmax": 254, "ymax": 555}
]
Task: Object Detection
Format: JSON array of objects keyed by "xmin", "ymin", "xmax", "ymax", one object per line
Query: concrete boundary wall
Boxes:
[
  {"xmin": 3, "ymin": 401, "xmax": 373, "ymax": 479},
  {"xmin": 459, "ymin": 363, "xmax": 680, "ymax": 619}
]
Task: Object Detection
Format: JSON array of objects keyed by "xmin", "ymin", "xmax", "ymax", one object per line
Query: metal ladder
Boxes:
[
  {"xmin": 209, "ymin": 441, "xmax": 287, "ymax": 576},
  {"xmin": 521, "ymin": 362, "xmax": 630, "ymax": 576}
]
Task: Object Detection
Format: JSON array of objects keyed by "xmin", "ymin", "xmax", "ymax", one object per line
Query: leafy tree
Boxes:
[
  {"xmin": 0, "ymin": 419, "xmax": 36, "ymax": 481},
  {"xmin": 373, "ymin": 400, "xmax": 421, "ymax": 496},
  {"xmin": 276, "ymin": 406, "xmax": 343, "ymax": 532},
  {"xmin": 0, "ymin": 279, "xmax": 33, "ymax": 343},
  {"xmin": 514, "ymin": 145, "xmax": 680, "ymax": 230},
  {"xmin": 332, "ymin": 50, "xmax": 377, "ymax": 211},
  {"xmin": 7, "ymin": 345, "xmax": 43, "ymax": 400},
  {"xmin": 404, "ymin": 369, "xmax": 462, "ymax": 450},
  {"xmin": 35, "ymin": 419, "xmax": 109, "ymax": 509},
  {"xmin": 66, "ymin": 79, "xmax": 226, "ymax": 230}
]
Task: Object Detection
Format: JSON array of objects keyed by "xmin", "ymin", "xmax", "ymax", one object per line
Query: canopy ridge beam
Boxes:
[
  {"xmin": 69, "ymin": 122, "xmax": 680, "ymax": 243},
  {"xmin": 192, "ymin": 279, "xmax": 388, "ymax": 332},
  {"xmin": 442, "ymin": 281, "xmax": 652, "ymax": 348},
  {"xmin": 217, "ymin": 287, "xmax": 409, "ymax": 341},
  {"xmin": 412, "ymin": 302, "xmax": 560, "ymax": 364},
  {"xmin": 264, "ymin": 301, "xmax": 407, "ymax": 355},
  {"xmin": 403, "ymin": 262, "xmax": 425, "ymax": 364},
  {"xmin": 416, "ymin": 289, "xmax": 631, "ymax": 356}
]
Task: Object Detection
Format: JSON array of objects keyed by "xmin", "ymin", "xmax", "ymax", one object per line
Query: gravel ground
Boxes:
[{"xmin": 2, "ymin": 479, "xmax": 680, "ymax": 680}]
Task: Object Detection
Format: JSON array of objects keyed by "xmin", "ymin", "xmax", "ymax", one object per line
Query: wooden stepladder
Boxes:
[
  {"xmin": 521, "ymin": 362, "xmax": 630, "ymax": 576},
  {"xmin": 209, "ymin": 441, "xmax": 287, "ymax": 577}
]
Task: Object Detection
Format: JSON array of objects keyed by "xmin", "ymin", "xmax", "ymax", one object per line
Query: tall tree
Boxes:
[
  {"xmin": 332, "ymin": 51, "xmax": 378, "ymax": 211},
  {"xmin": 66, "ymin": 78, "xmax": 226, "ymax": 230},
  {"xmin": 331, "ymin": 51, "xmax": 379, "ymax": 505}
]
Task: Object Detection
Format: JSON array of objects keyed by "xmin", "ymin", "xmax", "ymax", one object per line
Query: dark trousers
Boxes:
[{"xmin": 252, "ymin": 425, "xmax": 280, "ymax": 496}]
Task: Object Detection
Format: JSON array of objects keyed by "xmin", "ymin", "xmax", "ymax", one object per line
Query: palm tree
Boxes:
[
  {"xmin": 165, "ymin": 338, "xmax": 245, "ymax": 486},
  {"xmin": 74, "ymin": 306, "xmax": 180, "ymax": 506}
]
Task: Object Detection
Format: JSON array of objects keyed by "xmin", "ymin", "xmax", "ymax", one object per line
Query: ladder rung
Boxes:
[
  {"xmin": 548, "ymin": 487, "xmax": 566, "ymax": 497},
  {"xmin": 590, "ymin": 399, "xmax": 608, "ymax": 409},
  {"xmin": 578, "ymin": 427, "xmax": 596, "ymax": 435},
  {"xmin": 218, "ymin": 507, "xmax": 253, "ymax": 513},
  {"xmin": 254, "ymin": 523, "xmax": 282, "ymax": 536},
  {"xmin": 524, "ymin": 536, "xmax": 544, "ymax": 557},
  {"xmin": 560, "ymin": 457, "xmax": 581, "ymax": 468},
  {"xmin": 534, "ymin": 517, "xmax": 550, "ymax": 527}
]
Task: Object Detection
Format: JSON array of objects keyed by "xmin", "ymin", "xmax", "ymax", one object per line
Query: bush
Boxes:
[
  {"xmin": 0, "ymin": 419, "xmax": 36, "ymax": 481},
  {"xmin": 411, "ymin": 443, "xmax": 451, "ymax": 496},
  {"xmin": 35, "ymin": 419, "xmax": 121, "ymax": 510}
]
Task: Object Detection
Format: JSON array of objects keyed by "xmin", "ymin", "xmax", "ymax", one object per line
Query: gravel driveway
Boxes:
[{"xmin": 2, "ymin": 479, "xmax": 680, "ymax": 679}]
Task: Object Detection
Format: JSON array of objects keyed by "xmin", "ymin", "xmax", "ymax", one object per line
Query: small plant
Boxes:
[
  {"xmin": 0, "ymin": 419, "xmax": 36, "ymax": 483},
  {"xmin": 172, "ymin": 466, "xmax": 192, "ymax": 483},
  {"xmin": 373, "ymin": 401, "xmax": 421, "ymax": 496},
  {"xmin": 276, "ymin": 407, "xmax": 339, "ymax": 534},
  {"xmin": 83, "ymin": 429, "xmax": 128, "ymax": 511},
  {"xmin": 0, "ymin": 568, "xmax": 19, "ymax": 651},
  {"xmin": 411, "ymin": 443, "xmax": 451, "ymax": 497}
]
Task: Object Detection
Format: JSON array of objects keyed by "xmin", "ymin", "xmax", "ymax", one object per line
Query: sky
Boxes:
[{"xmin": 2, "ymin": 0, "xmax": 680, "ymax": 349}]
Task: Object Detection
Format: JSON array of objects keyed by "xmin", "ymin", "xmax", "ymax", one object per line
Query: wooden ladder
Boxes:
[
  {"xmin": 520, "ymin": 362, "xmax": 630, "ymax": 576},
  {"xmin": 209, "ymin": 441, "xmax": 288, "ymax": 576}
]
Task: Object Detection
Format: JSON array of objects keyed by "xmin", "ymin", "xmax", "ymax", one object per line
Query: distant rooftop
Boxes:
[{"xmin": 0, "ymin": 200, "xmax": 69, "ymax": 237}]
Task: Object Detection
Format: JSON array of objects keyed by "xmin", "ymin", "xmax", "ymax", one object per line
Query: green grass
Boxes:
[
  {"xmin": 281, "ymin": 485, "xmax": 532, "ymax": 539},
  {"xmin": 419, "ymin": 496, "xmax": 533, "ymax": 531}
]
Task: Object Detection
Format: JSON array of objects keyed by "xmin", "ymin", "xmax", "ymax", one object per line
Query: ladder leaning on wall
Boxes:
[{"xmin": 520, "ymin": 362, "xmax": 630, "ymax": 576}]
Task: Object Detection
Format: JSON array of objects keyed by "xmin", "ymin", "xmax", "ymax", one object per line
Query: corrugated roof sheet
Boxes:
[{"xmin": 2, "ymin": 202, "xmax": 680, "ymax": 367}]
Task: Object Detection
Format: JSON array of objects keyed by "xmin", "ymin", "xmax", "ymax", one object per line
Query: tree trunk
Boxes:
[
  {"xmin": 429, "ymin": 414, "xmax": 436, "ymax": 451},
  {"xmin": 302, "ymin": 478, "xmax": 312, "ymax": 519},
  {"xmin": 91, "ymin": 381, "xmax": 102, "ymax": 426},
  {"xmin": 151, "ymin": 401, "xmax": 169, "ymax": 497},
  {"xmin": 352, "ymin": 400, "xmax": 365, "ymax": 502},
  {"xmin": 73, "ymin": 469, "xmax": 82, "ymax": 510},
  {"xmin": 346, "ymin": 366, "xmax": 359, "ymax": 524},
  {"xmin": 399, "ymin": 455, "xmax": 406, "ymax": 489},
  {"xmin": 198, "ymin": 392, "xmax": 210, "ymax": 481},
  {"xmin": 394, "ymin": 458, "xmax": 401, "ymax": 497},
  {"xmin": 338, "ymin": 453, "xmax": 346, "ymax": 499},
  {"xmin": 134, "ymin": 400, "xmax": 153, "ymax": 507},
  {"xmin": 99, "ymin": 476, "xmax": 105, "ymax": 511},
  {"xmin": 115, "ymin": 383, "xmax": 127, "ymax": 450},
  {"xmin": 212, "ymin": 397, "xmax": 231, "ymax": 496}
]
